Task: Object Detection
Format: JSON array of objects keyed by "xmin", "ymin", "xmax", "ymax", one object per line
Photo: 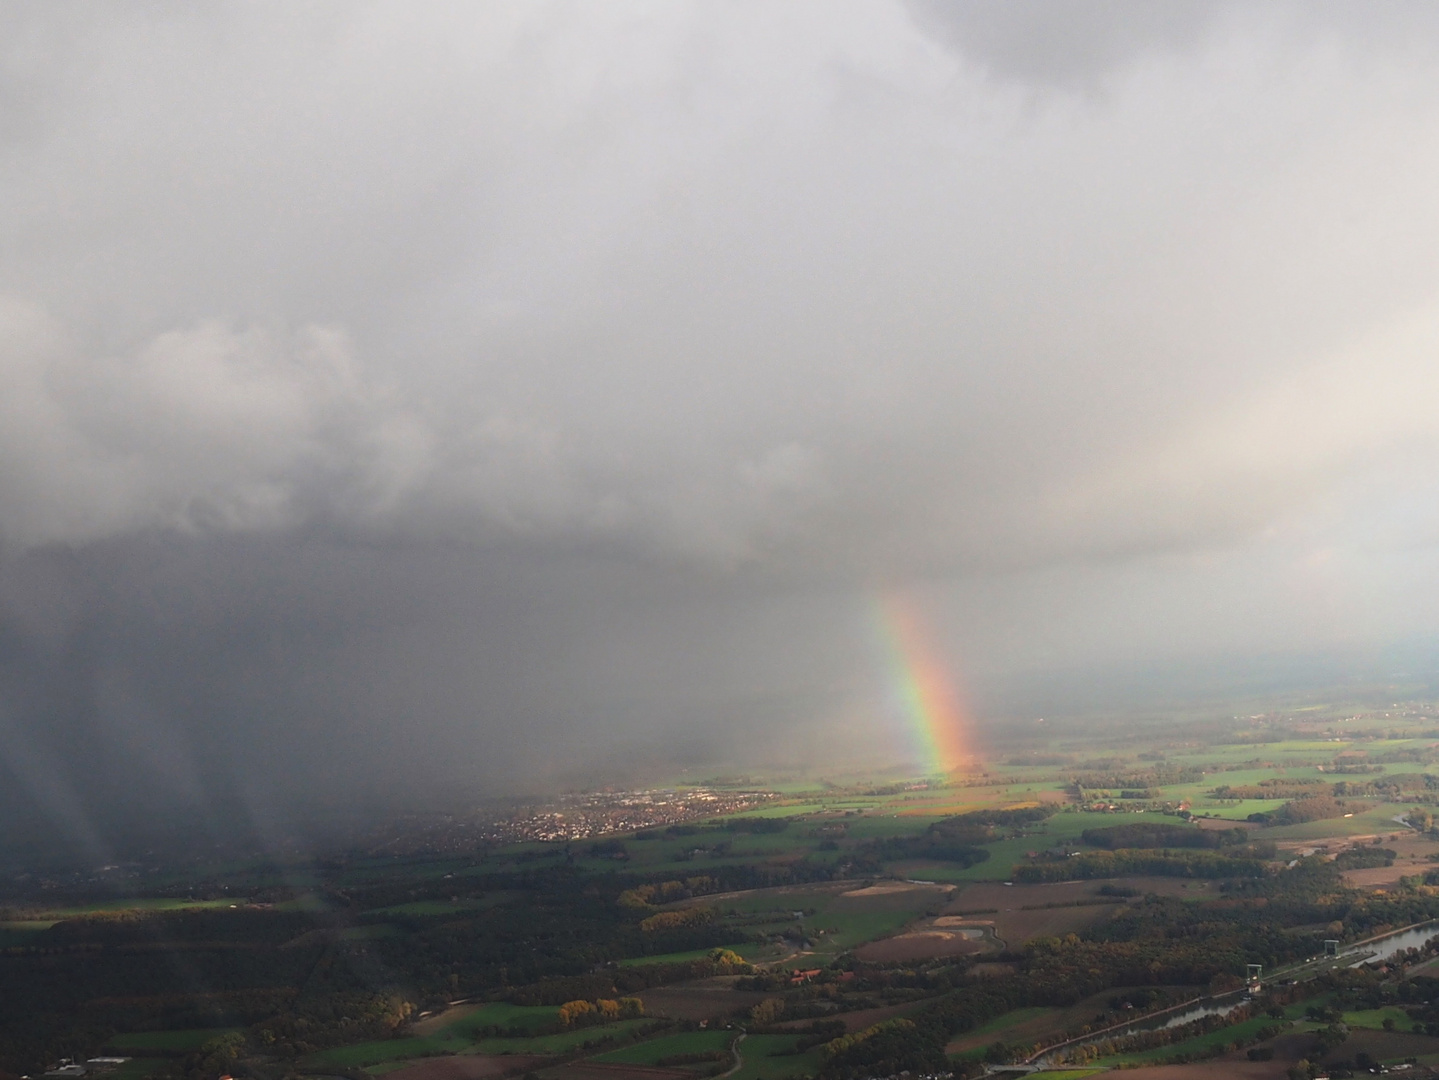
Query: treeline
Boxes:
[
  {"xmin": 1071, "ymin": 767, "xmax": 1203, "ymax": 789},
  {"xmin": 818, "ymin": 1018, "xmax": 947, "ymax": 1079},
  {"xmin": 1247, "ymin": 795, "xmax": 1347, "ymax": 825},
  {"xmin": 557, "ymin": 996, "xmax": 645, "ymax": 1027},
  {"xmin": 639, "ymin": 907, "xmax": 712, "ymax": 932},
  {"xmin": 1217, "ymin": 773, "xmax": 1439, "ymax": 803},
  {"xmin": 820, "ymin": 965, "xmax": 1134, "ymax": 1079},
  {"xmin": 858, "ymin": 807, "xmax": 1052, "ymax": 867},
  {"xmin": 1081, "ymin": 823, "xmax": 1251, "ymax": 850},
  {"xmin": 1012, "ymin": 849, "xmax": 1270, "ymax": 883},
  {"xmin": 725, "ymin": 817, "xmax": 790, "ymax": 834},
  {"xmin": 618, "ymin": 876, "xmax": 720, "ymax": 908},
  {"xmin": 1212, "ymin": 778, "xmax": 1327, "ymax": 800},
  {"xmin": 1331, "ymin": 847, "xmax": 1394, "ymax": 870},
  {"xmin": 507, "ymin": 948, "xmax": 752, "ymax": 1004},
  {"xmin": 1055, "ymin": 1005, "xmax": 1286, "ymax": 1069},
  {"xmin": 945, "ymin": 807, "xmax": 1054, "ymax": 828}
]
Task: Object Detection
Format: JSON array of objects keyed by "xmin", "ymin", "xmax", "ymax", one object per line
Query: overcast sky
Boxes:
[{"xmin": 7, "ymin": 1, "xmax": 1439, "ymax": 853}]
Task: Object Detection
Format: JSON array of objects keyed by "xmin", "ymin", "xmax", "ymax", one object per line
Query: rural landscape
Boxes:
[
  {"xmin": 15, "ymin": 7, "xmax": 1439, "ymax": 1080},
  {"xmin": 11, "ymin": 694, "xmax": 1439, "ymax": 1080}
]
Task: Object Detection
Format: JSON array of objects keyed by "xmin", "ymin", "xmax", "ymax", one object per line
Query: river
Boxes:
[{"xmin": 1026, "ymin": 920, "xmax": 1439, "ymax": 1069}]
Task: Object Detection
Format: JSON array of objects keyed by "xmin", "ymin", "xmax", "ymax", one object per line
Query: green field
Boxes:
[
  {"xmin": 1343, "ymin": 1006, "xmax": 1412, "ymax": 1030},
  {"xmin": 108, "ymin": 1028, "xmax": 240, "ymax": 1051},
  {"xmin": 1187, "ymin": 799, "xmax": 1283, "ymax": 820},
  {"xmin": 1091, "ymin": 1015, "xmax": 1283, "ymax": 1067},
  {"xmin": 590, "ymin": 1029, "xmax": 732, "ymax": 1064},
  {"xmin": 0, "ymin": 921, "xmax": 53, "ymax": 946},
  {"xmin": 714, "ymin": 884, "xmax": 944, "ymax": 957},
  {"xmin": 725, "ymin": 1033, "xmax": 827, "ymax": 1080},
  {"xmin": 470, "ymin": 1019, "xmax": 653, "ymax": 1055},
  {"xmin": 363, "ymin": 898, "xmax": 498, "ymax": 916},
  {"xmin": 946, "ymin": 1007, "xmax": 1052, "ymax": 1057},
  {"xmin": 434, "ymin": 1003, "xmax": 560, "ymax": 1039},
  {"xmin": 1264, "ymin": 803, "xmax": 1412, "ymax": 840},
  {"xmin": 299, "ymin": 1033, "xmax": 467, "ymax": 1068},
  {"xmin": 31, "ymin": 898, "xmax": 243, "ymax": 917},
  {"xmin": 303, "ymin": 1017, "xmax": 655, "ymax": 1069},
  {"xmin": 14, "ymin": 702, "xmax": 1439, "ymax": 1077}
]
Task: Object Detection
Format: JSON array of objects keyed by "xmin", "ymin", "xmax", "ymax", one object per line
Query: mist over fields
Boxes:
[{"xmin": 9, "ymin": 2, "xmax": 1439, "ymax": 859}]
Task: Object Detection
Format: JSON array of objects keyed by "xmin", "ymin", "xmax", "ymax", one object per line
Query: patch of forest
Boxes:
[{"xmin": 1081, "ymin": 823, "xmax": 1251, "ymax": 849}]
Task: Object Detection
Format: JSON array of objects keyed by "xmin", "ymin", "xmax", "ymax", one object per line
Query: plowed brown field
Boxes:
[
  {"xmin": 853, "ymin": 929, "xmax": 990, "ymax": 962},
  {"xmin": 387, "ymin": 1054, "xmax": 551, "ymax": 1080},
  {"xmin": 540, "ymin": 1064, "xmax": 695, "ymax": 1080},
  {"xmin": 636, "ymin": 978, "xmax": 769, "ymax": 1021}
]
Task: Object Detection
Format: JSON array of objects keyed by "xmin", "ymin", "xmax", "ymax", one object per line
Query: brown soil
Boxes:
[
  {"xmin": 636, "ymin": 978, "xmax": 769, "ymax": 1021},
  {"xmin": 952, "ymin": 880, "xmax": 1093, "ymax": 909},
  {"xmin": 1278, "ymin": 832, "xmax": 1439, "ymax": 857},
  {"xmin": 1320, "ymin": 1027, "xmax": 1439, "ymax": 1062},
  {"xmin": 411, "ymin": 1002, "xmax": 480, "ymax": 1037},
  {"xmin": 1269, "ymin": 832, "xmax": 1439, "ymax": 889},
  {"xmin": 961, "ymin": 878, "xmax": 1198, "ymax": 907},
  {"xmin": 944, "ymin": 882, "xmax": 1132, "ymax": 945},
  {"xmin": 1258, "ymin": 1032, "xmax": 1317, "ymax": 1061},
  {"xmin": 992, "ymin": 905, "xmax": 1122, "ymax": 945},
  {"xmin": 705, "ymin": 879, "xmax": 949, "ymax": 906},
  {"xmin": 839, "ymin": 882, "xmax": 948, "ymax": 898},
  {"xmin": 540, "ymin": 1065, "xmax": 696, "ymax": 1080},
  {"xmin": 1408, "ymin": 954, "xmax": 1439, "ymax": 976},
  {"xmin": 853, "ymin": 929, "xmax": 990, "ymax": 962},
  {"xmin": 1343, "ymin": 864, "xmax": 1420, "ymax": 888},
  {"xmin": 1192, "ymin": 817, "xmax": 1263, "ymax": 831},
  {"xmin": 386, "ymin": 1055, "xmax": 551, "ymax": 1080}
]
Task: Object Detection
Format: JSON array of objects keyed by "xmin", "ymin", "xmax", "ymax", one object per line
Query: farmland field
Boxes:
[
  {"xmin": 589, "ymin": 1029, "xmax": 731, "ymax": 1064},
  {"xmin": 724, "ymin": 1034, "xmax": 827, "ymax": 1080},
  {"xmin": 9, "ymin": 700, "xmax": 1439, "ymax": 1080},
  {"xmin": 107, "ymin": 1028, "xmax": 240, "ymax": 1051},
  {"xmin": 382, "ymin": 1055, "xmax": 552, "ymax": 1080},
  {"xmin": 1090, "ymin": 1014, "xmax": 1281, "ymax": 1066}
]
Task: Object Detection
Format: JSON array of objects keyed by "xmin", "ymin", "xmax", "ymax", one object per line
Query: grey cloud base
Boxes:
[{"xmin": 5, "ymin": 2, "xmax": 1439, "ymax": 856}]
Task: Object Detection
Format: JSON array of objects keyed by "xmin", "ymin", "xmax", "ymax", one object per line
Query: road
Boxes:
[{"xmin": 719, "ymin": 1031, "xmax": 748, "ymax": 1078}]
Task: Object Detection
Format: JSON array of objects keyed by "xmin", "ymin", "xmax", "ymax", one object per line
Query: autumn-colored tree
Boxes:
[
  {"xmin": 558, "ymin": 1000, "xmax": 596, "ymax": 1027},
  {"xmin": 750, "ymin": 998, "xmax": 785, "ymax": 1025},
  {"xmin": 640, "ymin": 906, "xmax": 713, "ymax": 932}
]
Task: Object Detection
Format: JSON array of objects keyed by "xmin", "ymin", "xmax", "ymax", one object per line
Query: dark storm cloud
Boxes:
[
  {"xmin": 7, "ymin": 2, "xmax": 1439, "ymax": 853},
  {"xmin": 907, "ymin": 0, "xmax": 1225, "ymax": 88},
  {"xmin": 907, "ymin": 1, "xmax": 1439, "ymax": 89}
]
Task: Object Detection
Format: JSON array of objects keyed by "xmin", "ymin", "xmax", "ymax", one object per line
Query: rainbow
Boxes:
[{"xmin": 875, "ymin": 592, "xmax": 975, "ymax": 775}]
